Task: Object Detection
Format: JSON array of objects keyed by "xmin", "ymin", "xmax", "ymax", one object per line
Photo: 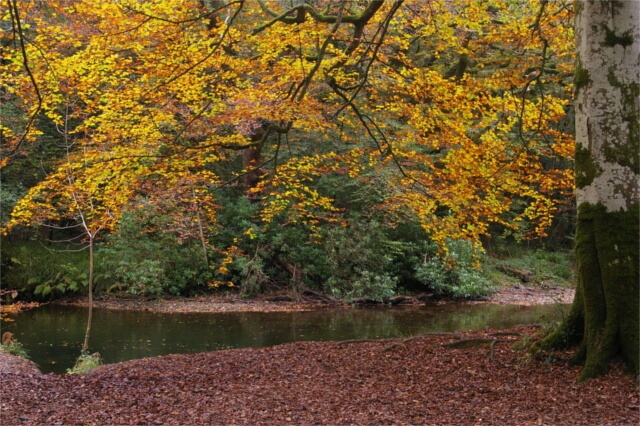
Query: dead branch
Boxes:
[{"xmin": 497, "ymin": 265, "xmax": 533, "ymax": 283}]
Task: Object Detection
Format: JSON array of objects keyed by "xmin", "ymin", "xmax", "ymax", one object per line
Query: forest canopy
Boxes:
[{"xmin": 1, "ymin": 0, "xmax": 575, "ymax": 299}]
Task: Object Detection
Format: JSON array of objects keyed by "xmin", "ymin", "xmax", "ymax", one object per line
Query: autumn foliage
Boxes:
[{"xmin": 1, "ymin": 0, "xmax": 575, "ymax": 292}]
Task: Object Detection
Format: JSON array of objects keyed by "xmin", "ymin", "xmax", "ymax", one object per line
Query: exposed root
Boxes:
[
  {"xmin": 338, "ymin": 338, "xmax": 395, "ymax": 345},
  {"xmin": 338, "ymin": 332, "xmax": 462, "ymax": 351},
  {"xmin": 489, "ymin": 331, "xmax": 522, "ymax": 337},
  {"xmin": 442, "ymin": 338, "xmax": 513, "ymax": 349},
  {"xmin": 442, "ymin": 338, "xmax": 516, "ymax": 361},
  {"xmin": 382, "ymin": 336, "xmax": 424, "ymax": 352},
  {"xmin": 382, "ymin": 332, "xmax": 461, "ymax": 352}
]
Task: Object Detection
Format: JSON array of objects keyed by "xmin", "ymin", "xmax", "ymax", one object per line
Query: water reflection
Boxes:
[{"xmin": 6, "ymin": 303, "xmax": 568, "ymax": 374}]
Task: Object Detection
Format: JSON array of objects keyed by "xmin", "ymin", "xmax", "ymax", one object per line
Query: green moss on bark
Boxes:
[
  {"xmin": 602, "ymin": 78, "xmax": 639, "ymax": 174},
  {"xmin": 623, "ymin": 81, "xmax": 639, "ymax": 173},
  {"xmin": 534, "ymin": 283, "xmax": 584, "ymax": 351},
  {"xmin": 591, "ymin": 202, "xmax": 639, "ymax": 378},
  {"xmin": 574, "ymin": 64, "xmax": 590, "ymax": 93},
  {"xmin": 603, "ymin": 25, "xmax": 634, "ymax": 47},
  {"xmin": 575, "ymin": 145, "xmax": 601, "ymax": 188},
  {"xmin": 534, "ymin": 203, "xmax": 639, "ymax": 381}
]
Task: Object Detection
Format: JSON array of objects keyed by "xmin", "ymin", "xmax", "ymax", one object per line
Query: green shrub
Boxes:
[
  {"xmin": 0, "ymin": 338, "xmax": 29, "ymax": 358},
  {"xmin": 211, "ymin": 190, "xmax": 330, "ymax": 293},
  {"xmin": 105, "ymin": 258, "xmax": 167, "ymax": 296},
  {"xmin": 414, "ymin": 258, "xmax": 448, "ymax": 289},
  {"xmin": 98, "ymin": 210, "xmax": 212, "ymax": 296},
  {"xmin": 33, "ymin": 263, "xmax": 88, "ymax": 298},
  {"xmin": 211, "ymin": 187, "xmax": 501, "ymax": 301},
  {"xmin": 1, "ymin": 242, "xmax": 90, "ymax": 300},
  {"xmin": 232, "ymin": 252, "xmax": 270, "ymax": 296},
  {"xmin": 414, "ymin": 239, "xmax": 496, "ymax": 299},
  {"xmin": 322, "ymin": 219, "xmax": 398, "ymax": 302},
  {"xmin": 327, "ymin": 270, "xmax": 397, "ymax": 302},
  {"xmin": 67, "ymin": 352, "xmax": 103, "ymax": 374}
]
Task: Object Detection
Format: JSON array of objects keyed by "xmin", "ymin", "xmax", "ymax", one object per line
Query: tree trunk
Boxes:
[
  {"xmin": 81, "ymin": 235, "xmax": 95, "ymax": 354},
  {"xmin": 242, "ymin": 144, "xmax": 263, "ymax": 192},
  {"xmin": 194, "ymin": 191, "xmax": 209, "ymax": 268},
  {"xmin": 538, "ymin": 0, "xmax": 639, "ymax": 381}
]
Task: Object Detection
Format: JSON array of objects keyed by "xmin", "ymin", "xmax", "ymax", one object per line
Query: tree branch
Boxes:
[
  {"xmin": 4, "ymin": 0, "xmax": 43, "ymax": 158},
  {"xmin": 252, "ymin": 1, "xmax": 384, "ymax": 35}
]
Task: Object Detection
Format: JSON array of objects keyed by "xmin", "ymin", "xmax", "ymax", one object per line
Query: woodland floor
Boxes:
[{"xmin": 2, "ymin": 285, "xmax": 638, "ymax": 425}]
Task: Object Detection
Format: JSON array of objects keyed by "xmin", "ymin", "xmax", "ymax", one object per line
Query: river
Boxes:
[{"xmin": 5, "ymin": 302, "xmax": 568, "ymax": 373}]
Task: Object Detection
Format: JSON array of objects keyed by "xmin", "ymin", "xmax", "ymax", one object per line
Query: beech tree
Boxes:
[
  {"xmin": 2, "ymin": 0, "xmax": 637, "ymax": 382},
  {"xmin": 1, "ymin": 0, "xmax": 574, "ymax": 251},
  {"xmin": 2, "ymin": 0, "xmax": 578, "ymax": 306},
  {"xmin": 539, "ymin": 0, "xmax": 639, "ymax": 381}
]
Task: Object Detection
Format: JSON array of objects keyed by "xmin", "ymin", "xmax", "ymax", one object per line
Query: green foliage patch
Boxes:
[
  {"xmin": 414, "ymin": 239, "xmax": 496, "ymax": 299},
  {"xmin": 1, "ymin": 242, "xmax": 90, "ymax": 300},
  {"xmin": 489, "ymin": 245, "xmax": 575, "ymax": 287},
  {"xmin": 98, "ymin": 209, "xmax": 213, "ymax": 296},
  {"xmin": 0, "ymin": 183, "xmax": 27, "ymax": 228},
  {"xmin": 322, "ymin": 219, "xmax": 398, "ymax": 302},
  {"xmin": 0, "ymin": 338, "xmax": 30, "ymax": 358},
  {"xmin": 67, "ymin": 352, "xmax": 103, "ymax": 374}
]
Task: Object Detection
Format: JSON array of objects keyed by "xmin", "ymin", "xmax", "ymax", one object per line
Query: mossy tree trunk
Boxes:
[{"xmin": 539, "ymin": 0, "xmax": 639, "ymax": 381}]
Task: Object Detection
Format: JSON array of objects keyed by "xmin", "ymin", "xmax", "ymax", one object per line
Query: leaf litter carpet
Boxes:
[{"xmin": 1, "ymin": 326, "xmax": 637, "ymax": 425}]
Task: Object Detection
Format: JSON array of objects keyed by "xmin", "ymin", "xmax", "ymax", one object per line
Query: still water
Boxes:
[{"xmin": 6, "ymin": 303, "xmax": 568, "ymax": 374}]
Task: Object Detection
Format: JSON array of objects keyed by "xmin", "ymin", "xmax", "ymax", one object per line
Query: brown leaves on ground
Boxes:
[
  {"xmin": 0, "ymin": 353, "xmax": 40, "ymax": 376},
  {"xmin": 487, "ymin": 285, "xmax": 575, "ymax": 306},
  {"xmin": 1, "ymin": 326, "xmax": 637, "ymax": 425}
]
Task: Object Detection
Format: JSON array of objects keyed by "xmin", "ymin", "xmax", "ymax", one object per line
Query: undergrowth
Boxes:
[
  {"xmin": 1, "ymin": 241, "xmax": 90, "ymax": 299},
  {"xmin": 0, "ymin": 338, "xmax": 29, "ymax": 358},
  {"xmin": 68, "ymin": 352, "xmax": 103, "ymax": 374},
  {"xmin": 2, "ymin": 235, "xmax": 576, "ymax": 302},
  {"xmin": 487, "ymin": 245, "xmax": 575, "ymax": 288}
]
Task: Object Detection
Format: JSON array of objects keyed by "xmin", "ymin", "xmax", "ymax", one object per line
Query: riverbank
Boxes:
[
  {"xmin": 3, "ymin": 285, "xmax": 638, "ymax": 425},
  {"xmin": 55, "ymin": 283, "xmax": 575, "ymax": 313},
  {"xmin": 0, "ymin": 352, "xmax": 41, "ymax": 375},
  {"xmin": 1, "ymin": 325, "xmax": 637, "ymax": 425}
]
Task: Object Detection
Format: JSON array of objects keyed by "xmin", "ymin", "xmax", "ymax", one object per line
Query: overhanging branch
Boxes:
[
  {"xmin": 252, "ymin": 0, "xmax": 384, "ymax": 35},
  {"xmin": 4, "ymin": 0, "xmax": 43, "ymax": 158}
]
